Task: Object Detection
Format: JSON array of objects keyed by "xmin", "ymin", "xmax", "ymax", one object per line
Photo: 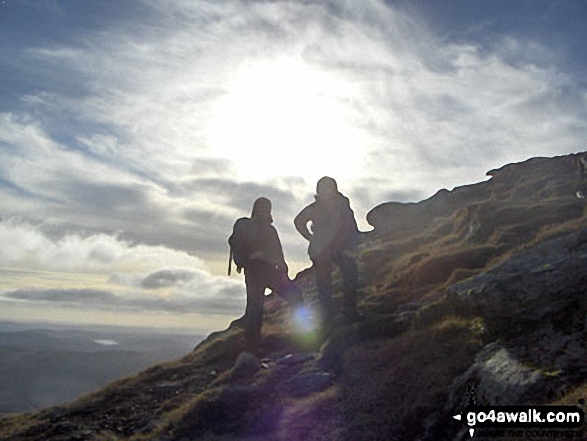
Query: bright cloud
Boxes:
[
  {"xmin": 2, "ymin": 279, "xmax": 245, "ymax": 317},
  {"xmin": 0, "ymin": 221, "xmax": 246, "ymax": 318},
  {"xmin": 0, "ymin": 219, "xmax": 204, "ymax": 272}
]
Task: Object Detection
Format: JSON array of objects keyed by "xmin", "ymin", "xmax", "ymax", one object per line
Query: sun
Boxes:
[{"xmin": 207, "ymin": 56, "xmax": 364, "ymax": 184}]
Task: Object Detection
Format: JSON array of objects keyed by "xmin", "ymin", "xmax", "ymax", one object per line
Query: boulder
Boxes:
[
  {"xmin": 233, "ymin": 352, "xmax": 261, "ymax": 378},
  {"xmin": 447, "ymin": 342, "xmax": 548, "ymax": 408},
  {"xmin": 447, "ymin": 227, "xmax": 587, "ymax": 336},
  {"xmin": 286, "ymin": 372, "xmax": 335, "ymax": 397}
]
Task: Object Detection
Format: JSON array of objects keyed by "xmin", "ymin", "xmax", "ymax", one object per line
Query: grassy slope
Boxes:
[{"xmin": 0, "ymin": 153, "xmax": 586, "ymax": 440}]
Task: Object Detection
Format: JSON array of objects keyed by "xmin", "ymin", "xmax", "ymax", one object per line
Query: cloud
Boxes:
[
  {"xmin": 56, "ymin": 179, "xmax": 164, "ymax": 223},
  {"xmin": 2, "ymin": 280, "xmax": 245, "ymax": 317},
  {"xmin": 0, "ymin": 219, "xmax": 205, "ymax": 272},
  {"xmin": 0, "ymin": 217, "xmax": 247, "ymax": 318},
  {"xmin": 0, "ymin": 105, "xmax": 309, "ymax": 259},
  {"xmin": 110, "ymin": 267, "xmax": 197, "ymax": 290},
  {"xmin": 189, "ymin": 157, "xmax": 235, "ymax": 178},
  {"xmin": 181, "ymin": 178, "xmax": 301, "ymax": 214},
  {"xmin": 6, "ymin": 288, "xmax": 118, "ymax": 305}
]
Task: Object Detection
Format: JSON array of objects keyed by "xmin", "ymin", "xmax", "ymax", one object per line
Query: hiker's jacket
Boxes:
[
  {"xmin": 294, "ymin": 192, "xmax": 359, "ymax": 261},
  {"xmin": 230, "ymin": 217, "xmax": 287, "ymax": 271}
]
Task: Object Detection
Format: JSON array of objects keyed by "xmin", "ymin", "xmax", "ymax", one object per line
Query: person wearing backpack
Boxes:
[
  {"xmin": 294, "ymin": 177, "xmax": 362, "ymax": 330},
  {"xmin": 228, "ymin": 197, "xmax": 303, "ymax": 354}
]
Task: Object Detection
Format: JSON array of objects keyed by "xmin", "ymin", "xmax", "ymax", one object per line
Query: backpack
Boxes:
[{"xmin": 227, "ymin": 217, "xmax": 259, "ymax": 275}]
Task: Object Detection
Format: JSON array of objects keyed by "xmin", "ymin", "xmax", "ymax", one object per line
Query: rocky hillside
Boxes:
[{"xmin": 1, "ymin": 153, "xmax": 586, "ymax": 440}]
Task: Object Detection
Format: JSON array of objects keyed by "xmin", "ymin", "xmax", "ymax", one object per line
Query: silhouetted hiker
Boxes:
[
  {"xmin": 573, "ymin": 153, "xmax": 587, "ymax": 199},
  {"xmin": 294, "ymin": 177, "xmax": 361, "ymax": 329},
  {"xmin": 580, "ymin": 158, "xmax": 586, "ymax": 181},
  {"xmin": 229, "ymin": 197, "xmax": 303, "ymax": 354}
]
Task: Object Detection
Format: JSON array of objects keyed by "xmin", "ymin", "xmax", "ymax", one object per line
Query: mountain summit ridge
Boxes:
[{"xmin": 1, "ymin": 152, "xmax": 586, "ymax": 440}]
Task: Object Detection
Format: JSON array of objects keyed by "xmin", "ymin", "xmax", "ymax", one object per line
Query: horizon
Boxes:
[
  {"xmin": 1, "ymin": 0, "xmax": 587, "ymax": 333},
  {"xmin": 0, "ymin": 319, "xmax": 205, "ymax": 336}
]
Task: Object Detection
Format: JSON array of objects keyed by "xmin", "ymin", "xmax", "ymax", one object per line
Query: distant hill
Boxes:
[
  {"xmin": 0, "ymin": 152, "xmax": 586, "ymax": 440},
  {"xmin": 0, "ymin": 326, "xmax": 202, "ymax": 415}
]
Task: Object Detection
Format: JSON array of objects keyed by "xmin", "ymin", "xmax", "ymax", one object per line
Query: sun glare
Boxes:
[{"xmin": 208, "ymin": 56, "xmax": 364, "ymax": 183}]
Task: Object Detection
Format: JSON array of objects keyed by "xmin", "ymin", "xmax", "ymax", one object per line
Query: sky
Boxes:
[{"xmin": 1, "ymin": 0, "xmax": 586, "ymax": 333}]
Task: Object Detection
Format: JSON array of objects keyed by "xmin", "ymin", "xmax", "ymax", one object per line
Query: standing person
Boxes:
[
  {"xmin": 575, "ymin": 153, "xmax": 587, "ymax": 199},
  {"xmin": 229, "ymin": 197, "xmax": 303, "ymax": 355},
  {"xmin": 294, "ymin": 177, "xmax": 361, "ymax": 329}
]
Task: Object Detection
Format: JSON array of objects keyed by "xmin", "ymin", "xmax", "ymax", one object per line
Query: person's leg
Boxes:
[
  {"xmin": 333, "ymin": 252, "xmax": 359, "ymax": 318},
  {"xmin": 244, "ymin": 266, "xmax": 266, "ymax": 354},
  {"xmin": 313, "ymin": 259, "xmax": 336, "ymax": 327},
  {"xmin": 267, "ymin": 268, "xmax": 304, "ymax": 307},
  {"xmin": 266, "ymin": 268, "xmax": 307, "ymax": 333}
]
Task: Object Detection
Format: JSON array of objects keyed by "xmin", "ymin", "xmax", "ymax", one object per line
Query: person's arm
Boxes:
[
  {"xmin": 294, "ymin": 204, "xmax": 314, "ymax": 242},
  {"xmin": 342, "ymin": 199, "xmax": 359, "ymax": 246}
]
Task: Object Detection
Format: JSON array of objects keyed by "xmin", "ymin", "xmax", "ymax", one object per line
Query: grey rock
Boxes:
[
  {"xmin": 443, "ymin": 229, "xmax": 587, "ymax": 409},
  {"xmin": 275, "ymin": 353, "xmax": 315, "ymax": 366},
  {"xmin": 447, "ymin": 342, "xmax": 547, "ymax": 408},
  {"xmin": 287, "ymin": 372, "xmax": 334, "ymax": 397},
  {"xmin": 233, "ymin": 352, "xmax": 260, "ymax": 378},
  {"xmin": 420, "ymin": 228, "xmax": 587, "ymax": 440},
  {"xmin": 367, "ymin": 154, "xmax": 580, "ymax": 237},
  {"xmin": 447, "ymin": 228, "xmax": 587, "ymax": 332}
]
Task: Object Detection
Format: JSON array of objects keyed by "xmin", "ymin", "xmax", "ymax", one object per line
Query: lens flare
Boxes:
[{"xmin": 292, "ymin": 305, "xmax": 317, "ymax": 334}]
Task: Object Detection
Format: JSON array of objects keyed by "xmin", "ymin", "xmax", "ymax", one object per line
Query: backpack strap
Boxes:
[{"xmin": 228, "ymin": 246, "xmax": 233, "ymax": 276}]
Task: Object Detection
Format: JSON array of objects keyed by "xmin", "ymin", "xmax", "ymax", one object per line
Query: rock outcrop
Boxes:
[
  {"xmin": 413, "ymin": 227, "xmax": 587, "ymax": 440},
  {"xmin": 448, "ymin": 227, "xmax": 587, "ymax": 336},
  {"xmin": 445, "ymin": 228, "xmax": 587, "ymax": 403},
  {"xmin": 367, "ymin": 153, "xmax": 583, "ymax": 236}
]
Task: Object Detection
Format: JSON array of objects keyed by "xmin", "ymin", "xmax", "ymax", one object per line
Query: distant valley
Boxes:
[{"xmin": 0, "ymin": 322, "xmax": 202, "ymax": 415}]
